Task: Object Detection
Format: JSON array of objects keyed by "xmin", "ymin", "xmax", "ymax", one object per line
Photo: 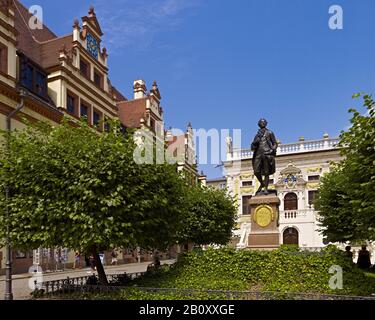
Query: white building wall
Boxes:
[{"xmin": 224, "ymin": 137, "xmax": 343, "ymax": 249}]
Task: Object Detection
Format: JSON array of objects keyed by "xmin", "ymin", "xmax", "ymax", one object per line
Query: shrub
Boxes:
[{"xmin": 48, "ymin": 246, "xmax": 375, "ymax": 300}]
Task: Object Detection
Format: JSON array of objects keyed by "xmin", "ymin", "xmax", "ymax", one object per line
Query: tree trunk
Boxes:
[{"xmin": 91, "ymin": 245, "xmax": 108, "ymax": 286}]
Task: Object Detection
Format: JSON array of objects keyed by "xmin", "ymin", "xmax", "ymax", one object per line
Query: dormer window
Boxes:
[
  {"xmin": 35, "ymin": 71, "xmax": 47, "ymax": 97},
  {"xmin": 19, "ymin": 54, "xmax": 48, "ymax": 99}
]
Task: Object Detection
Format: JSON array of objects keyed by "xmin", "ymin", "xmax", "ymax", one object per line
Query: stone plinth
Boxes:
[{"xmin": 248, "ymin": 194, "xmax": 280, "ymax": 249}]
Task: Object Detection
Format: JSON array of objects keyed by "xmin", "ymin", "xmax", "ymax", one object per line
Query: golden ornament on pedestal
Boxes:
[{"xmin": 253, "ymin": 205, "xmax": 274, "ymax": 228}]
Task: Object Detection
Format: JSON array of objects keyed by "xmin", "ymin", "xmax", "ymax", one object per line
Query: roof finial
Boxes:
[
  {"xmin": 102, "ymin": 47, "xmax": 108, "ymax": 58},
  {"xmin": 89, "ymin": 5, "xmax": 95, "ymax": 16},
  {"xmin": 150, "ymin": 81, "xmax": 161, "ymax": 100},
  {"xmin": 73, "ymin": 18, "xmax": 79, "ymax": 28}
]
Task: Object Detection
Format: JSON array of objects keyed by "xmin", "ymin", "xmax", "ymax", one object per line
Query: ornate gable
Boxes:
[
  {"xmin": 275, "ymin": 162, "xmax": 306, "ymax": 189},
  {"xmin": 150, "ymin": 81, "xmax": 162, "ymax": 101},
  {"xmin": 81, "ymin": 6, "xmax": 103, "ymax": 37},
  {"xmin": 72, "ymin": 6, "xmax": 108, "ymax": 67}
]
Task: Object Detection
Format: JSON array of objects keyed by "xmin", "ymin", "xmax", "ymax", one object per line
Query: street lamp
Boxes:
[{"xmin": 4, "ymin": 88, "xmax": 27, "ymax": 300}]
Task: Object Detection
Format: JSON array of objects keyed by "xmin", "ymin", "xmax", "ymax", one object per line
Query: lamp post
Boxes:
[{"xmin": 4, "ymin": 88, "xmax": 27, "ymax": 300}]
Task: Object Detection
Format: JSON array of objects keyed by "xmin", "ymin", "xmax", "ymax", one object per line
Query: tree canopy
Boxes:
[
  {"xmin": 0, "ymin": 119, "xmax": 185, "ymax": 283},
  {"xmin": 316, "ymin": 94, "xmax": 375, "ymax": 242},
  {"xmin": 0, "ymin": 118, "xmax": 237, "ymax": 283},
  {"xmin": 177, "ymin": 185, "xmax": 237, "ymax": 246}
]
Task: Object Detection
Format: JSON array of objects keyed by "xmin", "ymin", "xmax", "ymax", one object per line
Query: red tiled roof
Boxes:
[
  {"xmin": 14, "ymin": 0, "xmax": 70, "ymax": 68},
  {"xmin": 111, "ymin": 85, "xmax": 128, "ymax": 102},
  {"xmin": 13, "ymin": 1, "xmax": 128, "ymax": 105},
  {"xmin": 40, "ymin": 35, "xmax": 73, "ymax": 69},
  {"xmin": 117, "ymin": 98, "xmax": 147, "ymax": 128},
  {"xmin": 14, "ymin": 0, "xmax": 57, "ymax": 42}
]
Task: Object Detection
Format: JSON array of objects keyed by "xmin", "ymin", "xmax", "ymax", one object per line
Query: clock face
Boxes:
[{"xmin": 86, "ymin": 33, "xmax": 99, "ymax": 59}]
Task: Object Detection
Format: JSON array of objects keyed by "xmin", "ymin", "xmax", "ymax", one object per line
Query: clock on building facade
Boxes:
[{"xmin": 86, "ymin": 33, "xmax": 99, "ymax": 59}]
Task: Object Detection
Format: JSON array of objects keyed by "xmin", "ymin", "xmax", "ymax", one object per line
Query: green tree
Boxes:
[
  {"xmin": 0, "ymin": 119, "xmax": 185, "ymax": 284},
  {"xmin": 177, "ymin": 185, "xmax": 237, "ymax": 246},
  {"xmin": 316, "ymin": 94, "xmax": 375, "ymax": 242}
]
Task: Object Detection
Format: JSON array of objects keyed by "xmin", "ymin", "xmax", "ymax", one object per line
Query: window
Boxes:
[
  {"xmin": 80, "ymin": 58, "xmax": 90, "ymax": 79},
  {"xmin": 67, "ymin": 94, "xmax": 76, "ymax": 114},
  {"xmin": 35, "ymin": 71, "xmax": 46, "ymax": 96},
  {"xmin": 150, "ymin": 118, "xmax": 155, "ymax": 131},
  {"xmin": 242, "ymin": 181, "xmax": 252, "ymax": 187},
  {"xmin": 0, "ymin": 44, "xmax": 7, "ymax": 73},
  {"xmin": 80, "ymin": 103, "xmax": 89, "ymax": 122},
  {"xmin": 93, "ymin": 110, "xmax": 101, "ymax": 127},
  {"xmin": 242, "ymin": 196, "xmax": 252, "ymax": 215},
  {"xmin": 104, "ymin": 117, "xmax": 110, "ymax": 132},
  {"xmin": 308, "ymin": 190, "xmax": 319, "ymax": 206},
  {"xmin": 308, "ymin": 175, "xmax": 320, "ymax": 181},
  {"xmin": 284, "ymin": 192, "xmax": 298, "ymax": 210},
  {"xmin": 23, "ymin": 64, "xmax": 33, "ymax": 89},
  {"xmin": 20, "ymin": 55, "xmax": 48, "ymax": 99},
  {"xmin": 94, "ymin": 69, "xmax": 103, "ymax": 88}
]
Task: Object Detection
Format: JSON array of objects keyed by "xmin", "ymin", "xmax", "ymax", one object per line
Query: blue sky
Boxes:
[{"xmin": 21, "ymin": 0, "xmax": 375, "ymax": 178}]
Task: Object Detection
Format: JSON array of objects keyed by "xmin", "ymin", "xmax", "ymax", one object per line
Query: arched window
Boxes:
[
  {"xmin": 284, "ymin": 192, "xmax": 298, "ymax": 210},
  {"xmin": 283, "ymin": 227, "xmax": 299, "ymax": 245}
]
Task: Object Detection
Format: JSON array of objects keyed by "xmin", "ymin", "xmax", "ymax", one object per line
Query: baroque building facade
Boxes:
[{"xmin": 223, "ymin": 135, "xmax": 342, "ymax": 249}]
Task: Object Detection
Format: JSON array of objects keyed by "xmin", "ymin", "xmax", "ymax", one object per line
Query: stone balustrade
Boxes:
[
  {"xmin": 228, "ymin": 138, "xmax": 340, "ymax": 161},
  {"xmin": 279, "ymin": 209, "xmax": 315, "ymax": 222}
]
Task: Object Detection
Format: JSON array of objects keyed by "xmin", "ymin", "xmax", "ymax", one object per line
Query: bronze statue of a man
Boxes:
[{"xmin": 251, "ymin": 118, "xmax": 278, "ymax": 195}]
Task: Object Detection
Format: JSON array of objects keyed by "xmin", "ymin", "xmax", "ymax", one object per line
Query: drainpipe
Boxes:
[{"xmin": 4, "ymin": 88, "xmax": 27, "ymax": 300}]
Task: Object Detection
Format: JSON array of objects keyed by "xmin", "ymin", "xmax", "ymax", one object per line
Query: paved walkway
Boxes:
[{"xmin": 0, "ymin": 259, "xmax": 175, "ymax": 300}]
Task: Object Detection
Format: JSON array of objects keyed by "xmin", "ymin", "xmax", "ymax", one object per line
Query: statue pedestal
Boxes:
[{"xmin": 248, "ymin": 194, "xmax": 280, "ymax": 249}]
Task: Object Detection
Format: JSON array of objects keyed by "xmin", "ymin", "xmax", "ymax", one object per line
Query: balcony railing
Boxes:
[
  {"xmin": 279, "ymin": 209, "xmax": 315, "ymax": 221},
  {"xmin": 228, "ymin": 137, "xmax": 340, "ymax": 161}
]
